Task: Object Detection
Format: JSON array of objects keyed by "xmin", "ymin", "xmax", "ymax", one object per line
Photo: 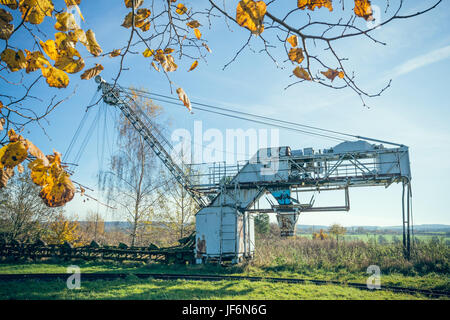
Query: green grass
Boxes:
[
  {"xmin": 0, "ymin": 277, "xmax": 431, "ymax": 300},
  {"xmin": 0, "ymin": 237, "xmax": 447, "ymax": 300},
  {"xmin": 0, "ymin": 259, "xmax": 448, "ymax": 292}
]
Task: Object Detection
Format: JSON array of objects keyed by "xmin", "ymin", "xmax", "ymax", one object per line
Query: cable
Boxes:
[
  {"xmin": 123, "ymin": 87, "xmax": 355, "ymax": 140},
  {"xmin": 131, "ymin": 93, "xmax": 347, "ymax": 143}
]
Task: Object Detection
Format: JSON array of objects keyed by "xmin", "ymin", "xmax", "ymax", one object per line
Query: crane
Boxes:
[{"xmin": 95, "ymin": 76, "xmax": 413, "ymax": 263}]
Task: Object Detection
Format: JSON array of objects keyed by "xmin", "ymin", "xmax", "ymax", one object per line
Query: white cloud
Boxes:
[{"xmin": 390, "ymin": 45, "xmax": 450, "ymax": 77}]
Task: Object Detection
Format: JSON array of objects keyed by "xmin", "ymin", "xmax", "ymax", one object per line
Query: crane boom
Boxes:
[{"xmin": 95, "ymin": 76, "xmax": 208, "ymax": 208}]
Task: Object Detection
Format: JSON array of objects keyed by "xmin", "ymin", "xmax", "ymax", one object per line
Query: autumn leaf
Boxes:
[
  {"xmin": 293, "ymin": 66, "xmax": 311, "ymax": 80},
  {"xmin": 194, "ymin": 28, "xmax": 201, "ymax": 40},
  {"xmin": 25, "ymin": 49, "xmax": 51, "ymax": 73},
  {"xmin": 80, "ymin": 63, "xmax": 104, "ymax": 80},
  {"xmin": 85, "ymin": 29, "xmax": 102, "ymax": 57},
  {"xmin": 0, "ymin": 141, "xmax": 28, "ymax": 169},
  {"xmin": 1, "ymin": 48, "xmax": 27, "ymax": 72},
  {"xmin": 0, "ymin": 8, "xmax": 14, "ymax": 40},
  {"xmin": 287, "ymin": 35, "xmax": 298, "ymax": 47},
  {"xmin": 68, "ymin": 28, "xmax": 87, "ymax": 46},
  {"xmin": 124, "ymin": 0, "xmax": 143, "ymax": 8},
  {"xmin": 176, "ymin": 87, "xmax": 192, "ymax": 112},
  {"xmin": 176, "ymin": 3, "xmax": 187, "ymax": 15},
  {"xmin": 122, "ymin": 8, "xmax": 151, "ymax": 30},
  {"xmin": 321, "ymin": 68, "xmax": 345, "ymax": 81},
  {"xmin": 0, "ymin": 167, "xmax": 14, "ymax": 188},
  {"xmin": 41, "ymin": 65, "xmax": 70, "ymax": 88},
  {"xmin": 236, "ymin": 0, "xmax": 266, "ymax": 35},
  {"xmin": 0, "ymin": 118, "xmax": 4, "ymax": 131},
  {"xmin": 354, "ymin": 0, "xmax": 374, "ymax": 21},
  {"xmin": 29, "ymin": 152, "xmax": 75, "ymax": 207},
  {"xmin": 164, "ymin": 48, "xmax": 175, "ymax": 54},
  {"xmin": 202, "ymin": 42, "xmax": 212, "ymax": 53},
  {"xmin": 297, "ymin": 0, "xmax": 333, "ymax": 11},
  {"xmin": 64, "ymin": 0, "xmax": 81, "ymax": 6},
  {"xmin": 288, "ymin": 47, "xmax": 304, "ymax": 64},
  {"xmin": 40, "ymin": 39, "xmax": 60, "ymax": 61},
  {"xmin": 151, "ymin": 61, "xmax": 159, "ymax": 72},
  {"xmin": 109, "ymin": 49, "xmax": 121, "ymax": 57},
  {"xmin": 188, "ymin": 60, "xmax": 198, "ymax": 72},
  {"xmin": 154, "ymin": 51, "xmax": 177, "ymax": 72},
  {"xmin": 54, "ymin": 12, "xmax": 78, "ymax": 32},
  {"xmin": 54, "ymin": 54, "xmax": 85, "ymax": 74},
  {"xmin": 1, "ymin": 0, "xmax": 18, "ymax": 10},
  {"xmin": 19, "ymin": 0, "xmax": 54, "ymax": 25},
  {"xmin": 25, "ymin": 139, "xmax": 49, "ymax": 166},
  {"xmin": 39, "ymin": 171, "xmax": 75, "ymax": 207},
  {"xmin": 186, "ymin": 20, "xmax": 201, "ymax": 28},
  {"xmin": 142, "ymin": 48, "xmax": 155, "ymax": 57}
]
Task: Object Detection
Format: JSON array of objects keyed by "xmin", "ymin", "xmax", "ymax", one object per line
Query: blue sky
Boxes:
[{"xmin": 5, "ymin": 1, "xmax": 450, "ymax": 226}]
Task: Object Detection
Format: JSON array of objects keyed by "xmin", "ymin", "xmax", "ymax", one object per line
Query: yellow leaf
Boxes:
[
  {"xmin": 122, "ymin": 8, "xmax": 151, "ymax": 29},
  {"xmin": 80, "ymin": 63, "xmax": 104, "ymax": 80},
  {"xmin": 186, "ymin": 20, "xmax": 201, "ymax": 28},
  {"xmin": 188, "ymin": 60, "xmax": 198, "ymax": 72},
  {"xmin": 176, "ymin": 3, "xmax": 187, "ymax": 15},
  {"xmin": 29, "ymin": 152, "xmax": 75, "ymax": 207},
  {"xmin": 25, "ymin": 139, "xmax": 49, "ymax": 166},
  {"xmin": 150, "ymin": 61, "xmax": 159, "ymax": 72},
  {"xmin": 297, "ymin": 0, "xmax": 333, "ymax": 11},
  {"xmin": 0, "ymin": 48, "xmax": 27, "ymax": 72},
  {"xmin": 68, "ymin": 28, "xmax": 87, "ymax": 46},
  {"xmin": 109, "ymin": 49, "xmax": 121, "ymax": 57},
  {"xmin": 236, "ymin": 0, "xmax": 266, "ymax": 35},
  {"xmin": 164, "ymin": 48, "xmax": 175, "ymax": 54},
  {"xmin": 0, "ymin": 167, "xmax": 14, "ymax": 188},
  {"xmin": 19, "ymin": 0, "xmax": 54, "ymax": 25},
  {"xmin": 354, "ymin": 0, "xmax": 373, "ymax": 21},
  {"xmin": 287, "ymin": 35, "xmax": 298, "ymax": 47},
  {"xmin": 293, "ymin": 66, "xmax": 311, "ymax": 80},
  {"xmin": 288, "ymin": 47, "xmax": 304, "ymax": 64},
  {"xmin": 40, "ymin": 39, "xmax": 60, "ymax": 61},
  {"xmin": 154, "ymin": 52, "xmax": 177, "ymax": 72},
  {"xmin": 54, "ymin": 54, "xmax": 85, "ymax": 74},
  {"xmin": 24, "ymin": 49, "xmax": 50, "ymax": 73},
  {"xmin": 0, "ymin": 141, "xmax": 28, "ymax": 169},
  {"xmin": 0, "ymin": 8, "xmax": 14, "ymax": 40},
  {"xmin": 194, "ymin": 28, "xmax": 201, "ymax": 40},
  {"xmin": 142, "ymin": 48, "xmax": 155, "ymax": 57},
  {"xmin": 1, "ymin": 0, "xmax": 18, "ymax": 10},
  {"xmin": 202, "ymin": 42, "xmax": 212, "ymax": 53},
  {"xmin": 139, "ymin": 20, "xmax": 150, "ymax": 31},
  {"xmin": 124, "ymin": 0, "xmax": 143, "ymax": 8},
  {"xmin": 39, "ymin": 171, "xmax": 75, "ymax": 207},
  {"xmin": 64, "ymin": 0, "xmax": 84, "ymax": 21},
  {"xmin": 64, "ymin": 0, "xmax": 80, "ymax": 6},
  {"xmin": 176, "ymin": 87, "xmax": 191, "ymax": 112},
  {"xmin": 55, "ymin": 32, "xmax": 76, "ymax": 51},
  {"xmin": 321, "ymin": 68, "xmax": 344, "ymax": 81},
  {"xmin": 85, "ymin": 29, "xmax": 102, "ymax": 56},
  {"xmin": 41, "ymin": 65, "xmax": 70, "ymax": 88},
  {"xmin": 54, "ymin": 12, "xmax": 78, "ymax": 32}
]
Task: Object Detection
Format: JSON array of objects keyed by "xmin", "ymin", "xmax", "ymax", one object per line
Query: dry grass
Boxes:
[{"xmin": 250, "ymin": 236, "xmax": 450, "ymax": 275}]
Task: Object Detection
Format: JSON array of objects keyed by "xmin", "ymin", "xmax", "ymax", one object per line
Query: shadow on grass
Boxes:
[{"xmin": 0, "ymin": 277, "xmax": 254, "ymax": 300}]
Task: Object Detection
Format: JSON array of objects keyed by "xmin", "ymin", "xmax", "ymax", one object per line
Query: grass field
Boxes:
[
  {"xmin": 0, "ymin": 237, "xmax": 448, "ymax": 300},
  {"xmin": 0, "ymin": 276, "xmax": 427, "ymax": 300}
]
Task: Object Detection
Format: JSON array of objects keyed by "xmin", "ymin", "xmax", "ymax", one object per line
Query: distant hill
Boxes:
[{"xmin": 296, "ymin": 224, "xmax": 450, "ymax": 233}]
